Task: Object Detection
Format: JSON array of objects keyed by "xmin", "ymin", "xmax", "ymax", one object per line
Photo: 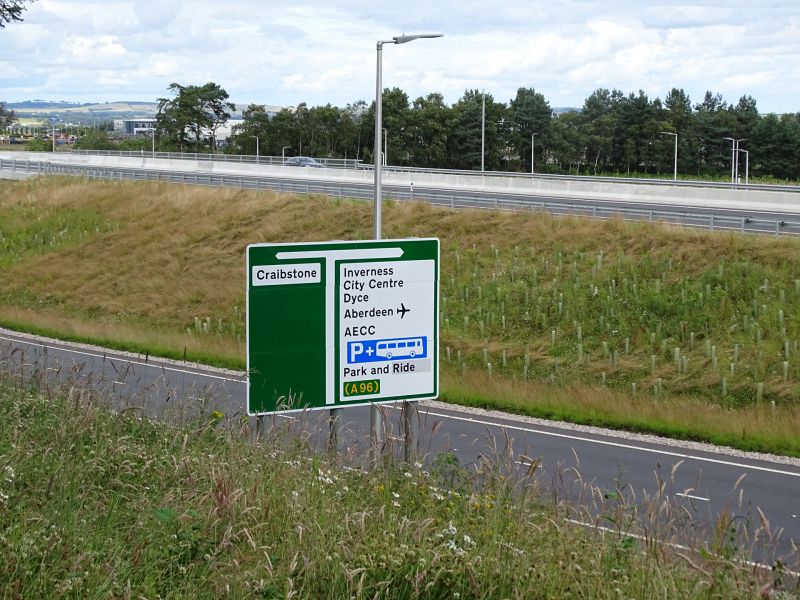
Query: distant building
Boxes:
[
  {"xmin": 114, "ymin": 118, "xmax": 157, "ymax": 135},
  {"xmin": 113, "ymin": 117, "xmax": 243, "ymax": 142}
]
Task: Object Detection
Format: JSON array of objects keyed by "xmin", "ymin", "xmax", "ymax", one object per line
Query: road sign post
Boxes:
[{"xmin": 246, "ymin": 239, "xmax": 439, "ymax": 418}]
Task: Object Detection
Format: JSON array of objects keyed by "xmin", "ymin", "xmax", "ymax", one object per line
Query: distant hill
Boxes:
[{"xmin": 4, "ymin": 100, "xmax": 284, "ymax": 123}]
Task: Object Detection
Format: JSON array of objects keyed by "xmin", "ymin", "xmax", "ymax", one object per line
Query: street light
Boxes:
[
  {"xmin": 368, "ymin": 31, "xmax": 443, "ymax": 463},
  {"xmin": 659, "ymin": 131, "xmax": 678, "ymax": 181},
  {"xmin": 150, "ymin": 127, "xmax": 155, "ymax": 157},
  {"xmin": 531, "ymin": 132, "xmax": 538, "ymax": 175},
  {"xmin": 481, "ymin": 92, "xmax": 486, "ymax": 172},
  {"xmin": 738, "ymin": 148, "xmax": 750, "ymax": 185},
  {"xmin": 251, "ymin": 136, "xmax": 260, "ymax": 163},
  {"xmin": 281, "ymin": 145, "xmax": 291, "ymax": 163},
  {"xmin": 723, "ymin": 137, "xmax": 746, "ymax": 183},
  {"xmin": 374, "ymin": 32, "xmax": 443, "ymax": 239}
]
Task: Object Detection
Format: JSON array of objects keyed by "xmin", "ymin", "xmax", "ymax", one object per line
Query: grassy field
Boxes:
[
  {"xmin": 0, "ymin": 375, "xmax": 791, "ymax": 598},
  {"xmin": 2, "ymin": 177, "xmax": 800, "ymax": 455}
]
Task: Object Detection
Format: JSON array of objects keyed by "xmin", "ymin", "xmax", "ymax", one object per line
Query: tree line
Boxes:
[
  {"xmin": 5, "ymin": 78, "xmax": 799, "ymax": 181},
  {"xmin": 221, "ymin": 86, "xmax": 799, "ymax": 181}
]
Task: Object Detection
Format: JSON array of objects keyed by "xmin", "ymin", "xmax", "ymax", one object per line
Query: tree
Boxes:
[
  {"xmin": 228, "ymin": 103, "xmax": 272, "ymax": 155},
  {"xmin": 74, "ymin": 129, "xmax": 115, "ymax": 150},
  {"xmin": 509, "ymin": 87, "xmax": 552, "ymax": 172},
  {"xmin": 156, "ymin": 82, "xmax": 234, "ymax": 152},
  {"xmin": 0, "ymin": 102, "xmax": 15, "ymax": 128},
  {"xmin": 407, "ymin": 93, "xmax": 451, "ymax": 168},
  {"xmin": 580, "ymin": 88, "xmax": 621, "ymax": 174},
  {"xmin": 0, "ymin": 0, "xmax": 34, "ymax": 28},
  {"xmin": 549, "ymin": 111, "xmax": 586, "ymax": 173}
]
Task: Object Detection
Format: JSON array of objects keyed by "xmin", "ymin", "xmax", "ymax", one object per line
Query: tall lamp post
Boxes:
[
  {"xmin": 365, "ymin": 31, "xmax": 443, "ymax": 463},
  {"xmin": 481, "ymin": 92, "xmax": 486, "ymax": 172},
  {"xmin": 723, "ymin": 137, "xmax": 746, "ymax": 183},
  {"xmin": 251, "ymin": 136, "xmax": 260, "ymax": 162},
  {"xmin": 738, "ymin": 148, "xmax": 749, "ymax": 185},
  {"xmin": 531, "ymin": 132, "xmax": 538, "ymax": 174},
  {"xmin": 659, "ymin": 131, "xmax": 678, "ymax": 181},
  {"xmin": 150, "ymin": 127, "xmax": 156, "ymax": 157},
  {"xmin": 281, "ymin": 145, "xmax": 291, "ymax": 163}
]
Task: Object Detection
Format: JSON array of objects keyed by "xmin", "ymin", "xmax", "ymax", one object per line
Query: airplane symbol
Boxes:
[{"xmin": 397, "ymin": 303, "xmax": 410, "ymax": 319}]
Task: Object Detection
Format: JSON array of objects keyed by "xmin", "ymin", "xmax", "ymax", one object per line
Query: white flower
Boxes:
[{"xmin": 392, "ymin": 492, "xmax": 400, "ymax": 499}]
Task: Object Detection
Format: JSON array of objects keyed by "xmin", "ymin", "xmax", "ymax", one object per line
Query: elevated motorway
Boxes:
[{"xmin": 2, "ymin": 150, "xmax": 800, "ymax": 235}]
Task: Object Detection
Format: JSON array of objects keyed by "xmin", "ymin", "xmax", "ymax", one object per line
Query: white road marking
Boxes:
[
  {"xmin": 421, "ymin": 409, "xmax": 800, "ymax": 478},
  {"xmin": 565, "ymin": 518, "xmax": 799, "ymax": 577},
  {"xmin": 675, "ymin": 492, "xmax": 710, "ymax": 502},
  {"xmin": 5, "ymin": 331, "xmax": 800, "ymax": 479},
  {"xmin": 0, "ymin": 333, "xmax": 245, "ymax": 384}
]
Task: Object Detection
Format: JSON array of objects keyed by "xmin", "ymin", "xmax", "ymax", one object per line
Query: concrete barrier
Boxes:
[{"xmin": 2, "ymin": 151, "xmax": 799, "ymax": 214}]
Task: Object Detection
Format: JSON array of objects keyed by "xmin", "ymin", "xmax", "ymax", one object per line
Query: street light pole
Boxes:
[
  {"xmin": 722, "ymin": 137, "xmax": 745, "ymax": 183},
  {"xmin": 151, "ymin": 127, "xmax": 155, "ymax": 157},
  {"xmin": 738, "ymin": 149, "xmax": 749, "ymax": 184},
  {"xmin": 369, "ymin": 31, "xmax": 443, "ymax": 465},
  {"xmin": 281, "ymin": 145, "xmax": 291, "ymax": 163},
  {"xmin": 735, "ymin": 138, "xmax": 746, "ymax": 183},
  {"xmin": 531, "ymin": 132, "xmax": 538, "ymax": 174},
  {"xmin": 382, "ymin": 128, "xmax": 388, "ymax": 166},
  {"xmin": 251, "ymin": 136, "xmax": 259, "ymax": 162},
  {"xmin": 481, "ymin": 93, "xmax": 485, "ymax": 172},
  {"xmin": 660, "ymin": 131, "xmax": 678, "ymax": 181}
]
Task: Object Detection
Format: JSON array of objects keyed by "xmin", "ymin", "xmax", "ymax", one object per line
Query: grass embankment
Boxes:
[
  {"xmin": 2, "ymin": 177, "xmax": 800, "ymax": 454},
  {"xmin": 0, "ymin": 378, "xmax": 789, "ymax": 598}
]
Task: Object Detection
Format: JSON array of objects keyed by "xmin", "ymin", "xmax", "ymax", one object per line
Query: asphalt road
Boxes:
[
  {"xmin": 3, "ymin": 153, "xmax": 800, "ymax": 235},
  {"xmin": 1, "ymin": 326, "xmax": 798, "ymax": 567}
]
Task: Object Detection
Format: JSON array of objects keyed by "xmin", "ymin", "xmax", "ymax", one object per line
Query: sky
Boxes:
[{"xmin": 1, "ymin": 0, "xmax": 799, "ymax": 114}]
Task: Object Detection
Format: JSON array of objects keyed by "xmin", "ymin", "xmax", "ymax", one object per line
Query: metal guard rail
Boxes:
[
  {"xmin": 2, "ymin": 158, "xmax": 798, "ymax": 237},
  {"xmin": 67, "ymin": 149, "xmax": 800, "ymax": 194}
]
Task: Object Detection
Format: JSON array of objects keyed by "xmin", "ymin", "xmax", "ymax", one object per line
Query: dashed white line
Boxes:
[
  {"xmin": 422, "ymin": 409, "xmax": 800, "ymax": 478},
  {"xmin": 0, "ymin": 333, "xmax": 245, "ymax": 384},
  {"xmin": 675, "ymin": 492, "xmax": 710, "ymax": 502}
]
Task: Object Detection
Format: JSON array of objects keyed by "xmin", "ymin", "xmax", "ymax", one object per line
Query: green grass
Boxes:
[
  {"xmin": 2, "ymin": 177, "xmax": 800, "ymax": 455},
  {"xmin": 0, "ymin": 376, "xmax": 791, "ymax": 599}
]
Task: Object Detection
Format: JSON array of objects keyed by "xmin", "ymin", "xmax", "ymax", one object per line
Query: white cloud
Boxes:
[{"xmin": 1, "ymin": 0, "xmax": 798, "ymax": 114}]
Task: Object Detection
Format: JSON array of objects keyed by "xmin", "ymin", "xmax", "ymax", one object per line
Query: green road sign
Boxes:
[{"xmin": 247, "ymin": 238, "xmax": 439, "ymax": 415}]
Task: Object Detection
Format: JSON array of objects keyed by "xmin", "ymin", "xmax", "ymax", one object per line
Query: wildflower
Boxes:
[{"xmin": 392, "ymin": 492, "xmax": 400, "ymax": 499}]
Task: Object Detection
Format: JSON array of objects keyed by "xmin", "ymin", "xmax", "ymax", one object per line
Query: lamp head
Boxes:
[{"xmin": 393, "ymin": 33, "xmax": 444, "ymax": 44}]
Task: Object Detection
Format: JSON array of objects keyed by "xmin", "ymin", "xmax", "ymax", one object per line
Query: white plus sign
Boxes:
[{"xmin": 366, "ymin": 347, "xmax": 374, "ymax": 356}]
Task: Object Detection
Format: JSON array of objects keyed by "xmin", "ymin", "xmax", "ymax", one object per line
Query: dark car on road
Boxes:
[{"xmin": 284, "ymin": 156, "xmax": 324, "ymax": 168}]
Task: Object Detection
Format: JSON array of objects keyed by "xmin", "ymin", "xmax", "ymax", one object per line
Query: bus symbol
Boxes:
[
  {"xmin": 376, "ymin": 337, "xmax": 423, "ymax": 359},
  {"xmin": 347, "ymin": 336, "xmax": 428, "ymax": 364}
]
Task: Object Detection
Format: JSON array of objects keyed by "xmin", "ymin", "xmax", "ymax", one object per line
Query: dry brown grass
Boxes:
[
  {"xmin": 442, "ymin": 366, "xmax": 800, "ymax": 450},
  {"xmin": 3, "ymin": 177, "xmax": 800, "ymax": 451}
]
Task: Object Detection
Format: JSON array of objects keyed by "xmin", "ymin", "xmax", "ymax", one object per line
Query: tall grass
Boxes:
[
  {"xmin": 0, "ymin": 370, "xmax": 793, "ymax": 599},
  {"xmin": 2, "ymin": 178, "xmax": 800, "ymax": 453}
]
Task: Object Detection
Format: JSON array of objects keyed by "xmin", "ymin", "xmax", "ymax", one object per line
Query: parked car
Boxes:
[{"xmin": 284, "ymin": 156, "xmax": 324, "ymax": 168}]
